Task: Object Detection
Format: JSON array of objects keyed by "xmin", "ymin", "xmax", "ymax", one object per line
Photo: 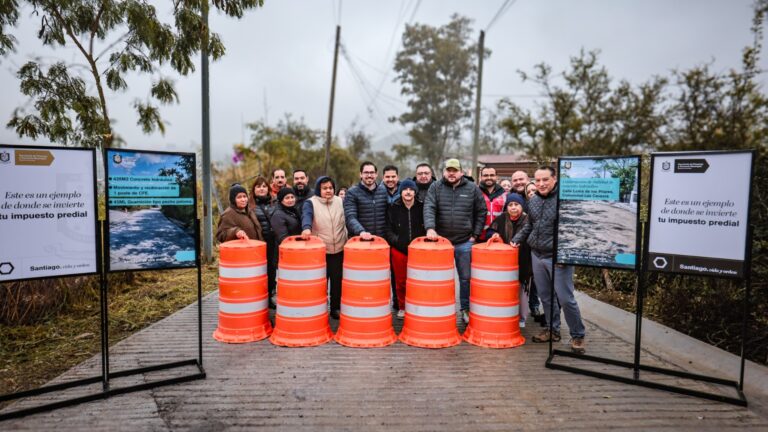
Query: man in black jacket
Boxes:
[
  {"xmin": 344, "ymin": 161, "xmax": 388, "ymax": 240},
  {"xmin": 513, "ymin": 166, "xmax": 586, "ymax": 353},
  {"xmin": 292, "ymin": 169, "xmax": 314, "ymax": 212},
  {"xmin": 413, "ymin": 163, "xmax": 435, "ymax": 203},
  {"xmin": 424, "ymin": 158, "xmax": 487, "ymax": 324}
]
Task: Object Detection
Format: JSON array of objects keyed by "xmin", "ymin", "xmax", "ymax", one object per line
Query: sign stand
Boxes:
[{"xmin": 545, "ymin": 152, "xmax": 753, "ymax": 407}]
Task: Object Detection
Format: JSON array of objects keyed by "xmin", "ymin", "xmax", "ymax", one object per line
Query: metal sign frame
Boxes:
[{"xmin": 544, "ymin": 152, "xmax": 752, "ymax": 407}]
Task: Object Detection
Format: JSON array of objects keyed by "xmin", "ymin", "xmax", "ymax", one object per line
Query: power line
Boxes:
[{"xmin": 486, "ymin": 0, "xmax": 518, "ymax": 32}]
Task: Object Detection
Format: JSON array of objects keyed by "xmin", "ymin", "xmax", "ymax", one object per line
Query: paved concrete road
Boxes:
[{"xmin": 3, "ymin": 291, "xmax": 767, "ymax": 431}]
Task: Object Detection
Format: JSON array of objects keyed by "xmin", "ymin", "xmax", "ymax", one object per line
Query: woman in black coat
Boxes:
[
  {"xmin": 270, "ymin": 187, "xmax": 301, "ymax": 246},
  {"xmin": 487, "ymin": 192, "xmax": 534, "ymax": 327},
  {"xmin": 250, "ymin": 176, "xmax": 277, "ymax": 306}
]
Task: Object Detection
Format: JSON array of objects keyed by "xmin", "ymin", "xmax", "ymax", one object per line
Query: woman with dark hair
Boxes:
[
  {"xmin": 216, "ymin": 183, "xmax": 263, "ymax": 243},
  {"xmin": 270, "ymin": 187, "xmax": 302, "ymax": 246},
  {"xmin": 250, "ymin": 176, "xmax": 277, "ymax": 307}
]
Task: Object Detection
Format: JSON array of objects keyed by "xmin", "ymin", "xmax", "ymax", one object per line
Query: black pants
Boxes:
[
  {"xmin": 327, "ymin": 252, "xmax": 344, "ymax": 312},
  {"xmin": 266, "ymin": 235, "xmax": 277, "ymax": 297}
]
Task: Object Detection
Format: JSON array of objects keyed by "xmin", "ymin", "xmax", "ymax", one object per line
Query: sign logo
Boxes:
[
  {"xmin": 563, "ymin": 161, "xmax": 572, "ymax": 170},
  {"xmin": 653, "ymin": 256, "xmax": 668, "ymax": 269},
  {"xmin": 661, "ymin": 161, "xmax": 671, "ymax": 171},
  {"xmin": 674, "ymin": 158, "xmax": 709, "ymax": 173},
  {"xmin": 0, "ymin": 151, "xmax": 10, "ymax": 164},
  {"xmin": 112, "ymin": 154, "xmax": 122, "ymax": 165}
]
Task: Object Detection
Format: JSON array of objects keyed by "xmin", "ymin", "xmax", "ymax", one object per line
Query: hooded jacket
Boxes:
[
  {"xmin": 385, "ymin": 197, "xmax": 426, "ymax": 254},
  {"xmin": 217, "ymin": 187, "xmax": 263, "ymax": 243},
  {"xmin": 302, "ymin": 176, "xmax": 348, "ymax": 254},
  {"xmin": 343, "ymin": 181, "xmax": 388, "ymax": 237},
  {"xmin": 423, "ymin": 176, "xmax": 487, "ymax": 245}
]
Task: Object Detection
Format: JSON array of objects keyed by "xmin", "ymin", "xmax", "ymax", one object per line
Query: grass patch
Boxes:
[{"xmin": 0, "ymin": 265, "xmax": 219, "ymax": 401}]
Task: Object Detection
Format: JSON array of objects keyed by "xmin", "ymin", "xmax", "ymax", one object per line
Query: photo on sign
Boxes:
[
  {"xmin": 556, "ymin": 156, "xmax": 640, "ymax": 270},
  {"xmin": 106, "ymin": 149, "xmax": 197, "ymax": 271}
]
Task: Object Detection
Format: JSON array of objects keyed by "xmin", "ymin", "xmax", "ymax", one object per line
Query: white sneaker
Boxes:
[
  {"xmin": 461, "ymin": 310, "xmax": 470, "ymax": 324},
  {"xmin": 519, "ymin": 319, "xmax": 526, "ymax": 328},
  {"xmin": 397, "ymin": 309, "xmax": 405, "ymax": 320}
]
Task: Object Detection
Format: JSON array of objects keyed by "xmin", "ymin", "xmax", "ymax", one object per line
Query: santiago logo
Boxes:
[
  {"xmin": 661, "ymin": 161, "xmax": 671, "ymax": 171},
  {"xmin": 0, "ymin": 150, "xmax": 10, "ymax": 164}
]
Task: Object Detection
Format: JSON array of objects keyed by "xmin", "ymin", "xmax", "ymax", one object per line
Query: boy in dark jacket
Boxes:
[{"xmin": 384, "ymin": 179, "xmax": 426, "ymax": 318}]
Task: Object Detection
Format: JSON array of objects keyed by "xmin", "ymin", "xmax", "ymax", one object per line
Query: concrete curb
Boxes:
[{"xmin": 576, "ymin": 290, "xmax": 768, "ymax": 399}]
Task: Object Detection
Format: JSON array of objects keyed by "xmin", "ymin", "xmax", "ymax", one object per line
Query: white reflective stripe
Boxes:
[
  {"xmin": 219, "ymin": 299, "xmax": 268, "ymax": 314},
  {"xmin": 219, "ymin": 264, "xmax": 267, "ymax": 278},
  {"xmin": 405, "ymin": 302, "xmax": 455, "ymax": 318},
  {"xmin": 492, "ymin": 211, "xmax": 503, "ymax": 216},
  {"xmin": 471, "ymin": 268, "xmax": 518, "ymax": 282},
  {"xmin": 407, "ymin": 267, "xmax": 454, "ymax": 281},
  {"xmin": 278, "ymin": 267, "xmax": 326, "ymax": 281},
  {"xmin": 470, "ymin": 302, "xmax": 519, "ymax": 318},
  {"xmin": 276, "ymin": 303, "xmax": 327, "ymax": 318},
  {"xmin": 343, "ymin": 267, "xmax": 390, "ymax": 282},
  {"xmin": 340, "ymin": 303, "xmax": 391, "ymax": 318}
]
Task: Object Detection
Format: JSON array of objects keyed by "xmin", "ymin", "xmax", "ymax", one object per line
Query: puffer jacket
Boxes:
[
  {"xmin": 514, "ymin": 185, "xmax": 558, "ymax": 257},
  {"xmin": 480, "ymin": 183, "xmax": 507, "ymax": 241},
  {"xmin": 293, "ymin": 185, "xmax": 314, "ymax": 213},
  {"xmin": 384, "ymin": 198, "xmax": 426, "ymax": 254},
  {"xmin": 423, "ymin": 176, "xmax": 487, "ymax": 245},
  {"xmin": 251, "ymin": 195, "xmax": 276, "ymax": 242},
  {"xmin": 413, "ymin": 176, "xmax": 435, "ymax": 204},
  {"xmin": 343, "ymin": 181, "xmax": 388, "ymax": 237}
]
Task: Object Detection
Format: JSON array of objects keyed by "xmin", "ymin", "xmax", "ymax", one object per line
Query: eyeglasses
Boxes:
[{"xmin": 361, "ymin": 171, "xmax": 377, "ymax": 175}]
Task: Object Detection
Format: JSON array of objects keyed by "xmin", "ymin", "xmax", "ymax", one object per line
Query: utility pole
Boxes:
[
  {"xmin": 324, "ymin": 25, "xmax": 341, "ymax": 175},
  {"xmin": 471, "ymin": 30, "xmax": 485, "ymax": 180},
  {"xmin": 201, "ymin": 1, "xmax": 213, "ymax": 262}
]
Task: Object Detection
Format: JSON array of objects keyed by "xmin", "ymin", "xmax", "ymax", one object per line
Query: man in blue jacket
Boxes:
[
  {"xmin": 424, "ymin": 158, "xmax": 487, "ymax": 324},
  {"xmin": 344, "ymin": 161, "xmax": 388, "ymax": 240}
]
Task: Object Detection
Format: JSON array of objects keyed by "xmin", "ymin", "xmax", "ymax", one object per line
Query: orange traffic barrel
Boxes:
[
  {"xmin": 213, "ymin": 239, "xmax": 272, "ymax": 343},
  {"xmin": 463, "ymin": 237, "xmax": 525, "ymax": 348},
  {"xmin": 335, "ymin": 236, "xmax": 397, "ymax": 348},
  {"xmin": 269, "ymin": 235, "xmax": 333, "ymax": 347},
  {"xmin": 399, "ymin": 236, "xmax": 461, "ymax": 348}
]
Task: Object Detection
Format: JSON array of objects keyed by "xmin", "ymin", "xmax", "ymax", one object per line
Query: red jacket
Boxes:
[{"xmin": 480, "ymin": 184, "xmax": 507, "ymax": 241}]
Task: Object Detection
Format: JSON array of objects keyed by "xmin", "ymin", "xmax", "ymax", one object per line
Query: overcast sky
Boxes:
[{"xmin": 0, "ymin": 0, "xmax": 765, "ymax": 162}]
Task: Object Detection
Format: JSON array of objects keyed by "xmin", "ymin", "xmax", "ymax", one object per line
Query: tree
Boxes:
[
  {"xmin": 498, "ymin": 50, "xmax": 668, "ymax": 160},
  {"xmin": 392, "ymin": 14, "xmax": 486, "ymax": 169},
  {"xmin": 1, "ymin": 0, "xmax": 262, "ymax": 148},
  {"xmin": 225, "ymin": 116, "xmax": 360, "ymax": 196}
]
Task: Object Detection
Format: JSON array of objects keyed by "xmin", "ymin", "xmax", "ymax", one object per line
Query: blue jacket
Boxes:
[{"xmin": 343, "ymin": 181, "xmax": 388, "ymax": 237}]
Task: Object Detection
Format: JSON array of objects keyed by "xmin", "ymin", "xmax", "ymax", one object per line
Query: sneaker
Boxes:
[
  {"xmin": 571, "ymin": 337, "xmax": 586, "ymax": 354},
  {"xmin": 461, "ymin": 310, "xmax": 470, "ymax": 324},
  {"xmin": 397, "ymin": 309, "xmax": 405, "ymax": 320},
  {"xmin": 531, "ymin": 328, "xmax": 561, "ymax": 343},
  {"xmin": 519, "ymin": 319, "xmax": 526, "ymax": 328}
]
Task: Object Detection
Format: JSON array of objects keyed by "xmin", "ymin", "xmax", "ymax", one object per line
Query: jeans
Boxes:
[
  {"xmin": 454, "ymin": 241, "xmax": 473, "ymax": 311},
  {"xmin": 530, "ymin": 252, "xmax": 585, "ymax": 338}
]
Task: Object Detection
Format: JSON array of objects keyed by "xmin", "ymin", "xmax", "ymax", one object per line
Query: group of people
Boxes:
[{"xmin": 215, "ymin": 159, "xmax": 586, "ymax": 353}]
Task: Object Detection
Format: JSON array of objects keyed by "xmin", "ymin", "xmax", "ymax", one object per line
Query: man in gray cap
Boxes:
[{"xmin": 424, "ymin": 158, "xmax": 487, "ymax": 324}]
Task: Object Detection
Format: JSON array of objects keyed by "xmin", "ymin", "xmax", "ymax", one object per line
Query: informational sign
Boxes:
[
  {"xmin": 556, "ymin": 156, "xmax": 640, "ymax": 270},
  {"xmin": 106, "ymin": 149, "xmax": 197, "ymax": 271},
  {"xmin": 0, "ymin": 145, "xmax": 98, "ymax": 281},
  {"xmin": 647, "ymin": 151, "xmax": 752, "ymax": 278}
]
